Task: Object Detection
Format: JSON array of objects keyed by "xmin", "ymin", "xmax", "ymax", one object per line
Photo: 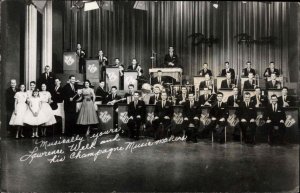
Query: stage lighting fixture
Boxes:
[
  {"xmin": 84, "ymin": 1, "xmax": 99, "ymax": 11},
  {"xmin": 210, "ymin": 1, "xmax": 219, "ymax": 9}
]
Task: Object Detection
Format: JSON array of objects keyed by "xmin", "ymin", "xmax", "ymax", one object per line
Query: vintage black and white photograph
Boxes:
[{"xmin": 0, "ymin": 0, "xmax": 299, "ymax": 192}]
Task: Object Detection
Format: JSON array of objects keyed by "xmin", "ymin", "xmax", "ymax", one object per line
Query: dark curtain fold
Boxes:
[{"xmin": 63, "ymin": 1, "xmax": 295, "ymax": 82}]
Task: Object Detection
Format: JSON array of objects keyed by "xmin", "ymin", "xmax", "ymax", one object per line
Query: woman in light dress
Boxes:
[
  {"xmin": 23, "ymin": 89, "xmax": 48, "ymax": 138},
  {"xmin": 76, "ymin": 80, "xmax": 99, "ymax": 136},
  {"xmin": 39, "ymin": 83, "xmax": 57, "ymax": 136},
  {"xmin": 9, "ymin": 84, "xmax": 27, "ymax": 138},
  {"xmin": 26, "ymin": 81, "xmax": 36, "ymax": 101}
]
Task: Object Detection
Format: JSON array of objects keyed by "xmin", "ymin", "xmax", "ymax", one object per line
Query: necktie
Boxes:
[
  {"xmin": 134, "ymin": 101, "xmax": 137, "ymax": 108},
  {"xmin": 162, "ymin": 101, "xmax": 165, "ymax": 108},
  {"xmin": 71, "ymin": 84, "xmax": 74, "ymax": 91},
  {"xmin": 205, "ymin": 95, "xmax": 207, "ymax": 100},
  {"xmin": 218, "ymin": 102, "xmax": 221, "ymax": 108},
  {"xmin": 158, "ymin": 77, "xmax": 161, "ymax": 83},
  {"xmin": 227, "ymin": 80, "xmax": 230, "ymax": 87},
  {"xmin": 190, "ymin": 102, "xmax": 192, "ymax": 108},
  {"xmin": 284, "ymin": 95, "xmax": 286, "ymax": 102},
  {"xmin": 246, "ymin": 102, "xmax": 248, "ymax": 108},
  {"xmin": 156, "ymin": 95, "xmax": 158, "ymax": 100},
  {"xmin": 55, "ymin": 86, "xmax": 58, "ymax": 91},
  {"xmin": 206, "ymin": 81, "xmax": 209, "ymax": 86},
  {"xmin": 234, "ymin": 96, "xmax": 236, "ymax": 102},
  {"xmin": 273, "ymin": 104, "xmax": 276, "ymax": 112},
  {"xmin": 112, "ymin": 94, "xmax": 115, "ymax": 100}
]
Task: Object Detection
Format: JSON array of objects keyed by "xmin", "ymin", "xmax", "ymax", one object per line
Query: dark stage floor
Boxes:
[{"xmin": 1, "ymin": 134, "xmax": 299, "ymax": 192}]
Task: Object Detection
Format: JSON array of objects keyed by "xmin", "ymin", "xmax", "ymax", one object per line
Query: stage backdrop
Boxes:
[{"xmin": 57, "ymin": 1, "xmax": 298, "ymax": 83}]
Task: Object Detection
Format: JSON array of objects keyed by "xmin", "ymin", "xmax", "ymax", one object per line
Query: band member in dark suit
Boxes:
[
  {"xmin": 199, "ymin": 63, "xmax": 213, "ymax": 77},
  {"xmin": 97, "ymin": 50, "xmax": 108, "ymax": 81},
  {"xmin": 127, "ymin": 58, "xmax": 144, "ymax": 77},
  {"xmin": 105, "ymin": 86, "xmax": 124, "ymax": 128},
  {"xmin": 62, "ymin": 75, "xmax": 79, "ymax": 136},
  {"xmin": 278, "ymin": 87, "xmax": 293, "ymax": 107},
  {"xmin": 251, "ymin": 87, "xmax": 268, "ymax": 107},
  {"xmin": 153, "ymin": 92, "xmax": 174, "ymax": 139},
  {"xmin": 199, "ymin": 87, "xmax": 215, "ymax": 106},
  {"xmin": 151, "ymin": 70, "xmax": 168, "ymax": 85},
  {"xmin": 76, "ymin": 43, "xmax": 86, "ymax": 74},
  {"xmin": 164, "ymin": 46, "xmax": 178, "ymax": 68},
  {"xmin": 52, "ymin": 78, "xmax": 64, "ymax": 132},
  {"xmin": 95, "ymin": 80, "xmax": 108, "ymax": 103},
  {"xmin": 176, "ymin": 87, "xmax": 188, "ymax": 105},
  {"xmin": 263, "ymin": 62, "xmax": 280, "ymax": 78},
  {"xmin": 266, "ymin": 73, "xmax": 282, "ymax": 90},
  {"xmin": 38, "ymin": 65, "xmax": 56, "ymax": 93},
  {"xmin": 199, "ymin": 74, "xmax": 213, "ymax": 90},
  {"xmin": 227, "ymin": 87, "xmax": 243, "ymax": 107},
  {"xmin": 221, "ymin": 61, "xmax": 235, "ymax": 80},
  {"xmin": 6, "ymin": 79, "xmax": 18, "ymax": 136},
  {"xmin": 205, "ymin": 92, "xmax": 229, "ymax": 143},
  {"xmin": 182, "ymin": 93, "xmax": 201, "ymax": 143},
  {"xmin": 127, "ymin": 91, "xmax": 146, "ymax": 140},
  {"xmin": 124, "ymin": 84, "xmax": 135, "ymax": 104},
  {"xmin": 149, "ymin": 86, "xmax": 162, "ymax": 105},
  {"xmin": 243, "ymin": 72, "xmax": 257, "ymax": 90},
  {"xmin": 242, "ymin": 61, "xmax": 256, "ymax": 77},
  {"xmin": 264, "ymin": 95, "xmax": 287, "ymax": 145},
  {"xmin": 220, "ymin": 72, "xmax": 235, "ymax": 89},
  {"xmin": 236, "ymin": 92, "xmax": 257, "ymax": 144}
]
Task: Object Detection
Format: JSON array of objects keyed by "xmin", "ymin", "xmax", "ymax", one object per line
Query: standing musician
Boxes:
[
  {"xmin": 149, "ymin": 85, "xmax": 162, "ymax": 105},
  {"xmin": 199, "ymin": 87, "xmax": 215, "ymax": 106},
  {"xmin": 221, "ymin": 61, "xmax": 235, "ymax": 80},
  {"xmin": 127, "ymin": 91, "xmax": 146, "ymax": 140},
  {"xmin": 164, "ymin": 46, "xmax": 179, "ymax": 68},
  {"xmin": 97, "ymin": 50, "xmax": 108, "ymax": 81},
  {"xmin": 127, "ymin": 58, "xmax": 144, "ymax": 77},
  {"xmin": 242, "ymin": 61, "xmax": 256, "ymax": 77},
  {"xmin": 227, "ymin": 87, "xmax": 243, "ymax": 107},
  {"xmin": 236, "ymin": 92, "xmax": 257, "ymax": 144},
  {"xmin": 243, "ymin": 72, "xmax": 256, "ymax": 90},
  {"xmin": 263, "ymin": 62, "xmax": 280, "ymax": 78},
  {"xmin": 251, "ymin": 87, "xmax": 268, "ymax": 107},
  {"xmin": 76, "ymin": 43, "xmax": 86, "ymax": 74},
  {"xmin": 266, "ymin": 73, "xmax": 282, "ymax": 90},
  {"xmin": 176, "ymin": 86, "xmax": 189, "ymax": 105},
  {"xmin": 199, "ymin": 63, "xmax": 213, "ymax": 77},
  {"xmin": 278, "ymin": 87, "xmax": 293, "ymax": 107},
  {"xmin": 220, "ymin": 72, "xmax": 235, "ymax": 89}
]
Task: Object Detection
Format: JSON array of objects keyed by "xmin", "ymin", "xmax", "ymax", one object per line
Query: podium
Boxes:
[
  {"xmin": 63, "ymin": 52, "xmax": 79, "ymax": 73},
  {"xmin": 97, "ymin": 104, "xmax": 114, "ymax": 130},
  {"xmin": 118, "ymin": 104, "xmax": 129, "ymax": 132},
  {"xmin": 106, "ymin": 67, "xmax": 120, "ymax": 90},
  {"xmin": 86, "ymin": 59, "xmax": 99, "ymax": 84},
  {"xmin": 123, "ymin": 70, "xmax": 138, "ymax": 91}
]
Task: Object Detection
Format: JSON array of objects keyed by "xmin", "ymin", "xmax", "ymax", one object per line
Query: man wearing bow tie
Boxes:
[
  {"xmin": 236, "ymin": 92, "xmax": 257, "ymax": 144},
  {"xmin": 182, "ymin": 93, "xmax": 201, "ymax": 143},
  {"xmin": 278, "ymin": 87, "xmax": 293, "ymax": 107},
  {"xmin": 38, "ymin": 65, "xmax": 56, "ymax": 93},
  {"xmin": 153, "ymin": 92, "xmax": 174, "ymax": 140},
  {"xmin": 242, "ymin": 61, "xmax": 256, "ymax": 77},
  {"xmin": 127, "ymin": 91, "xmax": 146, "ymax": 140},
  {"xmin": 264, "ymin": 95, "xmax": 287, "ymax": 145},
  {"xmin": 164, "ymin": 46, "xmax": 179, "ymax": 68}
]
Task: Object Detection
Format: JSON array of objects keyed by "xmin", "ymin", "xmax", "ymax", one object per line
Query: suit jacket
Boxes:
[
  {"xmin": 149, "ymin": 94, "xmax": 161, "ymax": 105},
  {"xmin": 62, "ymin": 83, "xmax": 78, "ymax": 113},
  {"xmin": 164, "ymin": 53, "xmax": 178, "ymax": 67},
  {"xmin": 76, "ymin": 49, "xmax": 86, "ymax": 58},
  {"xmin": 176, "ymin": 93, "xmax": 188, "ymax": 105},
  {"xmin": 263, "ymin": 68, "xmax": 280, "ymax": 77},
  {"xmin": 182, "ymin": 101, "xmax": 201, "ymax": 119},
  {"xmin": 220, "ymin": 79, "xmax": 234, "ymax": 89},
  {"xmin": 221, "ymin": 68, "xmax": 235, "ymax": 79},
  {"xmin": 242, "ymin": 68, "xmax": 256, "ymax": 77},
  {"xmin": 38, "ymin": 72, "xmax": 56, "ymax": 92},
  {"xmin": 97, "ymin": 55, "xmax": 108, "ymax": 66},
  {"xmin": 6, "ymin": 87, "xmax": 18, "ymax": 112},
  {"xmin": 105, "ymin": 93, "xmax": 122, "ymax": 104},
  {"xmin": 277, "ymin": 95, "xmax": 294, "ymax": 107},
  {"xmin": 154, "ymin": 100, "xmax": 174, "ymax": 118},
  {"xmin": 264, "ymin": 103, "xmax": 286, "ymax": 124},
  {"xmin": 95, "ymin": 87, "xmax": 108, "ymax": 102},
  {"xmin": 199, "ymin": 80, "xmax": 212, "ymax": 89},
  {"xmin": 199, "ymin": 94, "xmax": 215, "ymax": 106},
  {"xmin": 227, "ymin": 95, "xmax": 243, "ymax": 107},
  {"xmin": 266, "ymin": 80, "xmax": 281, "ymax": 90},
  {"xmin": 243, "ymin": 79, "xmax": 256, "ymax": 90},
  {"xmin": 151, "ymin": 76, "xmax": 168, "ymax": 85},
  {"xmin": 127, "ymin": 65, "xmax": 144, "ymax": 75},
  {"xmin": 236, "ymin": 101, "xmax": 257, "ymax": 121},
  {"xmin": 198, "ymin": 69, "xmax": 213, "ymax": 77},
  {"xmin": 250, "ymin": 95, "xmax": 268, "ymax": 107},
  {"xmin": 128, "ymin": 100, "xmax": 146, "ymax": 122},
  {"xmin": 52, "ymin": 86, "xmax": 64, "ymax": 103},
  {"xmin": 209, "ymin": 102, "xmax": 229, "ymax": 120}
]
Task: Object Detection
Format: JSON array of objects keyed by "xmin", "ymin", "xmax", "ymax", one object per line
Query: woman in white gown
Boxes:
[
  {"xmin": 39, "ymin": 83, "xmax": 57, "ymax": 136},
  {"xmin": 23, "ymin": 89, "xmax": 48, "ymax": 138},
  {"xmin": 9, "ymin": 84, "xmax": 27, "ymax": 138}
]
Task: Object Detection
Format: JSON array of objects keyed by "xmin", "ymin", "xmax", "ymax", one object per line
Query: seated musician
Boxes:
[
  {"xmin": 199, "ymin": 63, "xmax": 213, "ymax": 77},
  {"xmin": 164, "ymin": 46, "xmax": 179, "ymax": 68},
  {"xmin": 182, "ymin": 93, "xmax": 201, "ymax": 143},
  {"xmin": 204, "ymin": 92, "xmax": 229, "ymax": 143},
  {"xmin": 127, "ymin": 58, "xmax": 144, "ymax": 78},
  {"xmin": 199, "ymin": 87, "xmax": 215, "ymax": 106},
  {"xmin": 221, "ymin": 72, "xmax": 235, "ymax": 89},
  {"xmin": 278, "ymin": 87, "xmax": 293, "ymax": 107},
  {"xmin": 153, "ymin": 92, "xmax": 174, "ymax": 140},
  {"xmin": 199, "ymin": 73, "xmax": 213, "ymax": 90},
  {"xmin": 236, "ymin": 92, "xmax": 257, "ymax": 144},
  {"xmin": 227, "ymin": 87, "xmax": 242, "ymax": 107},
  {"xmin": 176, "ymin": 86, "xmax": 188, "ymax": 105},
  {"xmin": 127, "ymin": 91, "xmax": 146, "ymax": 140},
  {"xmin": 264, "ymin": 94, "xmax": 287, "ymax": 145},
  {"xmin": 242, "ymin": 61, "xmax": 256, "ymax": 77},
  {"xmin": 251, "ymin": 87, "xmax": 268, "ymax": 107},
  {"xmin": 95, "ymin": 80, "xmax": 108, "ymax": 103},
  {"xmin": 124, "ymin": 84, "xmax": 135, "ymax": 104},
  {"xmin": 149, "ymin": 85, "xmax": 162, "ymax": 105},
  {"xmin": 151, "ymin": 70, "xmax": 168, "ymax": 85},
  {"xmin": 221, "ymin": 61, "xmax": 235, "ymax": 79},
  {"xmin": 243, "ymin": 72, "xmax": 256, "ymax": 90},
  {"xmin": 263, "ymin": 62, "xmax": 280, "ymax": 78},
  {"xmin": 266, "ymin": 73, "xmax": 281, "ymax": 90}
]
